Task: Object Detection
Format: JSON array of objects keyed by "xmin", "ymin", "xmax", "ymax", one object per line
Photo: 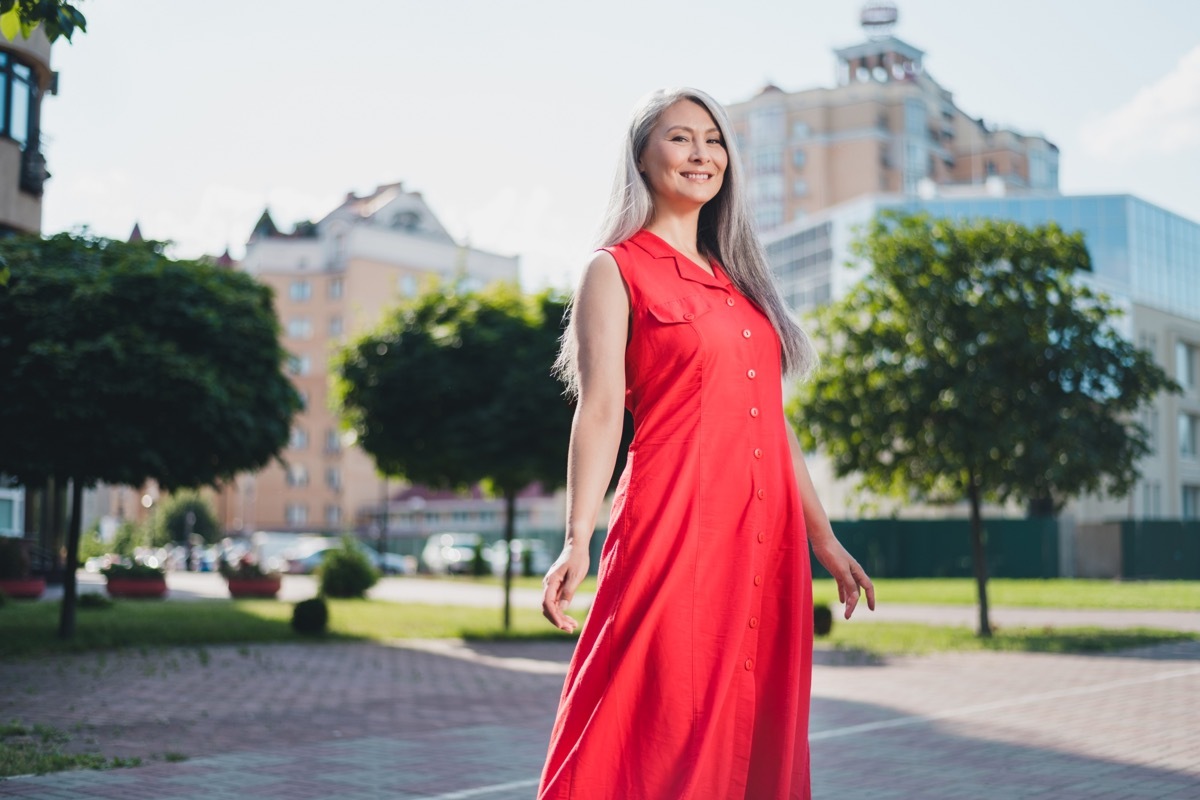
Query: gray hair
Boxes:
[{"xmin": 554, "ymin": 87, "xmax": 817, "ymax": 397}]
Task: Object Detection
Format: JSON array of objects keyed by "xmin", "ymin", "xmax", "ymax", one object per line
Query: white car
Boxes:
[
  {"xmin": 420, "ymin": 533, "xmax": 483, "ymax": 575},
  {"xmin": 487, "ymin": 538, "xmax": 553, "ymax": 577}
]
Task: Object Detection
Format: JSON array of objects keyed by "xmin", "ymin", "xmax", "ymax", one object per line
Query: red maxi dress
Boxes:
[{"xmin": 537, "ymin": 230, "xmax": 813, "ymax": 800}]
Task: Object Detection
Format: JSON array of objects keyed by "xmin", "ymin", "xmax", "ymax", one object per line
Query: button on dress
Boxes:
[{"xmin": 537, "ymin": 230, "xmax": 813, "ymax": 800}]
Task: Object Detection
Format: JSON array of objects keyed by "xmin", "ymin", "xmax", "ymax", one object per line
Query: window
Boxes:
[
  {"xmin": 1180, "ymin": 413, "xmax": 1199, "ymax": 459},
  {"xmin": 287, "ymin": 318, "xmax": 312, "ymax": 339},
  {"xmin": 748, "ymin": 106, "xmax": 785, "ymax": 145},
  {"xmin": 325, "ymin": 504, "xmax": 343, "ymax": 525},
  {"xmin": 791, "ymin": 149, "xmax": 806, "ymax": 170},
  {"xmin": 287, "ymin": 355, "xmax": 311, "ymax": 376},
  {"xmin": 285, "ymin": 504, "xmax": 308, "ymax": 526},
  {"xmin": 399, "ymin": 275, "xmax": 418, "ymax": 297},
  {"xmin": 0, "ymin": 498, "xmax": 15, "ymax": 532},
  {"xmin": 325, "ymin": 429, "xmax": 341, "ymax": 454},
  {"xmin": 791, "ymin": 121, "xmax": 810, "ymax": 141},
  {"xmin": 329, "ymin": 315, "xmax": 344, "ymax": 337},
  {"xmin": 289, "ymin": 280, "xmax": 311, "ymax": 301},
  {"xmin": 328, "ymin": 278, "xmax": 343, "ymax": 299},
  {"xmin": 792, "ymin": 180, "xmax": 808, "ymax": 198},
  {"xmin": 751, "ymin": 149, "xmax": 782, "ymax": 175},
  {"xmin": 286, "ymin": 464, "xmax": 309, "ymax": 487},
  {"xmin": 1176, "ymin": 342, "xmax": 1196, "ymax": 388},
  {"xmin": 290, "ymin": 427, "xmax": 309, "ymax": 450},
  {"xmin": 325, "ymin": 467, "xmax": 341, "ymax": 491},
  {"xmin": 1184, "ymin": 485, "xmax": 1200, "ymax": 520},
  {"xmin": 297, "ymin": 390, "xmax": 309, "ymax": 410},
  {"xmin": 0, "ymin": 54, "xmax": 36, "ymax": 149}
]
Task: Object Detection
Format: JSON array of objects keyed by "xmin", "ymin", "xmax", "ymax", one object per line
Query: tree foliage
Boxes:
[
  {"xmin": 792, "ymin": 211, "xmax": 1177, "ymax": 634},
  {"xmin": 146, "ymin": 491, "xmax": 221, "ymax": 547},
  {"xmin": 0, "ymin": 0, "xmax": 86, "ymax": 43},
  {"xmin": 334, "ymin": 282, "xmax": 573, "ymax": 627},
  {"xmin": 0, "ymin": 233, "xmax": 301, "ymax": 635}
]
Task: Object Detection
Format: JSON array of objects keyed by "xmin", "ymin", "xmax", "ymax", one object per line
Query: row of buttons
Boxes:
[{"xmin": 741, "ymin": 297, "xmax": 763, "ymax": 674}]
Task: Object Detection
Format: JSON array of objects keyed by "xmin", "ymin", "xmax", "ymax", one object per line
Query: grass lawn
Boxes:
[
  {"xmin": 0, "ymin": 598, "xmax": 577, "ymax": 658},
  {"xmin": 0, "ymin": 720, "xmax": 145, "ymax": 778},
  {"xmin": 427, "ymin": 575, "xmax": 1199, "ymax": 610},
  {"xmin": 816, "ymin": 622, "xmax": 1196, "ymax": 658},
  {"xmin": 809, "ymin": 577, "xmax": 1200, "ymax": 610},
  {"xmin": 3, "ymin": 598, "xmax": 1194, "ymax": 660}
]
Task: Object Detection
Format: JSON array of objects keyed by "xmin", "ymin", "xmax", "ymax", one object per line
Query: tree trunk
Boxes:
[
  {"xmin": 503, "ymin": 489, "xmax": 516, "ymax": 632},
  {"xmin": 967, "ymin": 472, "xmax": 992, "ymax": 637},
  {"xmin": 58, "ymin": 479, "xmax": 83, "ymax": 639}
]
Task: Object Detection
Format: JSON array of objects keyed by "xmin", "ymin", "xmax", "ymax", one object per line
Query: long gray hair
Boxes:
[{"xmin": 554, "ymin": 87, "xmax": 817, "ymax": 397}]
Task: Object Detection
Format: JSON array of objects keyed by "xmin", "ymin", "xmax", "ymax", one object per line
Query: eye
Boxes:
[
  {"xmin": 708, "ymin": 138, "xmax": 725, "ymax": 146},
  {"xmin": 671, "ymin": 135, "xmax": 689, "ymax": 142}
]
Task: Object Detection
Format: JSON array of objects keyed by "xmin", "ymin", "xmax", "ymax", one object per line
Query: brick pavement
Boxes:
[{"xmin": 1, "ymin": 638, "xmax": 1197, "ymax": 799}]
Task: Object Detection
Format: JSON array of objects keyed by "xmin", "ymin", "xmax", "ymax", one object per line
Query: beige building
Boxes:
[
  {"xmin": 726, "ymin": 16, "xmax": 1058, "ymax": 233},
  {"xmin": 1, "ymin": 29, "xmax": 56, "ymax": 541},
  {"xmin": 217, "ymin": 182, "xmax": 519, "ymax": 534}
]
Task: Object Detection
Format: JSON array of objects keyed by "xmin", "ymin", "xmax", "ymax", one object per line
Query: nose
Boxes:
[{"xmin": 690, "ymin": 142, "xmax": 710, "ymax": 162}]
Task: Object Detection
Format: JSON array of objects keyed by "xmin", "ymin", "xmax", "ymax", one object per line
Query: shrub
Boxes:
[
  {"xmin": 0, "ymin": 536, "xmax": 31, "ymax": 579},
  {"xmin": 292, "ymin": 597, "xmax": 329, "ymax": 635},
  {"xmin": 78, "ymin": 593, "xmax": 114, "ymax": 610},
  {"xmin": 470, "ymin": 541, "xmax": 489, "ymax": 577},
  {"xmin": 101, "ymin": 562, "xmax": 166, "ymax": 580},
  {"xmin": 147, "ymin": 492, "xmax": 221, "ymax": 547},
  {"xmin": 218, "ymin": 554, "xmax": 278, "ymax": 580},
  {"xmin": 317, "ymin": 541, "xmax": 378, "ymax": 598},
  {"xmin": 813, "ymin": 603, "xmax": 834, "ymax": 637},
  {"xmin": 0, "ymin": 589, "xmax": 7, "ymax": 609}
]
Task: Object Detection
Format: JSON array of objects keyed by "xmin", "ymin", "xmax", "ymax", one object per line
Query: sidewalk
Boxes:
[
  {"xmin": 49, "ymin": 572, "xmax": 1200, "ymax": 633},
  {"xmin": 1, "ymin": 637, "xmax": 1198, "ymax": 798}
]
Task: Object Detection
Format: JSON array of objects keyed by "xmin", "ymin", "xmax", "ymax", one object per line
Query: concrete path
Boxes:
[
  {"xmin": 49, "ymin": 572, "xmax": 1200, "ymax": 633},
  {"xmin": 1, "ymin": 637, "xmax": 1198, "ymax": 798}
]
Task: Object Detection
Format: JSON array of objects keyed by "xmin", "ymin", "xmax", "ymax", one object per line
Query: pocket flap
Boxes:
[{"xmin": 647, "ymin": 295, "xmax": 714, "ymax": 324}]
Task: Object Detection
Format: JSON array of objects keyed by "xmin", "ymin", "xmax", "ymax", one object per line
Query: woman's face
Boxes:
[{"xmin": 638, "ymin": 99, "xmax": 728, "ymax": 213}]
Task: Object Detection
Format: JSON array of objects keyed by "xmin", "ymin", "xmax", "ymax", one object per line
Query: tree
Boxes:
[
  {"xmin": 0, "ymin": 233, "xmax": 302, "ymax": 637},
  {"xmin": 334, "ymin": 283, "xmax": 573, "ymax": 629},
  {"xmin": 146, "ymin": 491, "xmax": 221, "ymax": 549},
  {"xmin": 0, "ymin": 0, "xmax": 86, "ymax": 43},
  {"xmin": 792, "ymin": 212, "xmax": 1177, "ymax": 636}
]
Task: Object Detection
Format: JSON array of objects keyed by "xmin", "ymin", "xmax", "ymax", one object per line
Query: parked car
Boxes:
[
  {"xmin": 285, "ymin": 539, "xmax": 409, "ymax": 575},
  {"xmin": 420, "ymin": 533, "xmax": 483, "ymax": 575},
  {"xmin": 486, "ymin": 538, "xmax": 553, "ymax": 577}
]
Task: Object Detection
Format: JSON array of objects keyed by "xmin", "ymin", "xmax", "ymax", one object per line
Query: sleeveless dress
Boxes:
[{"xmin": 537, "ymin": 229, "xmax": 813, "ymax": 800}]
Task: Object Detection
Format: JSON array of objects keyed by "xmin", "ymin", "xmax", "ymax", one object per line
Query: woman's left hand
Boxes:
[{"xmin": 811, "ymin": 534, "xmax": 875, "ymax": 619}]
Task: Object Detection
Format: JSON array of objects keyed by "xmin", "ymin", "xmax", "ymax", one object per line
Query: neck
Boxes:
[{"xmin": 644, "ymin": 208, "xmax": 703, "ymax": 257}]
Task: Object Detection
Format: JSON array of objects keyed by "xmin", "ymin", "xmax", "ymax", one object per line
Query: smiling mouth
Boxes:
[{"xmin": 682, "ymin": 172, "xmax": 712, "ymax": 181}]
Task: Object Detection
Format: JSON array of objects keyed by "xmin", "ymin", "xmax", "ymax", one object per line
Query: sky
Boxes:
[{"xmin": 39, "ymin": 0, "xmax": 1200, "ymax": 291}]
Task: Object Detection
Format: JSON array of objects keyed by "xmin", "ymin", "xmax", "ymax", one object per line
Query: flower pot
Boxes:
[
  {"xmin": 0, "ymin": 577, "xmax": 46, "ymax": 599},
  {"xmin": 105, "ymin": 577, "xmax": 168, "ymax": 599},
  {"xmin": 226, "ymin": 576, "xmax": 282, "ymax": 599}
]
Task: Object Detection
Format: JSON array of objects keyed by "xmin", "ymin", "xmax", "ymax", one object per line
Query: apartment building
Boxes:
[
  {"xmin": 216, "ymin": 182, "xmax": 519, "ymax": 533},
  {"xmin": 1, "ymin": 28, "xmax": 56, "ymax": 541}
]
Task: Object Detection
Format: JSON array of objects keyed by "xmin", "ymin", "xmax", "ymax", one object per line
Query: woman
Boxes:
[{"xmin": 538, "ymin": 88, "xmax": 874, "ymax": 800}]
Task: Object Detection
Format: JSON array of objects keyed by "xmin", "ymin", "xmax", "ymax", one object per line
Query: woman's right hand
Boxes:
[{"xmin": 541, "ymin": 543, "xmax": 590, "ymax": 633}]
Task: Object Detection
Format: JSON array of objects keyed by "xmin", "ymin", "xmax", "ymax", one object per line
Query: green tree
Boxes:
[
  {"xmin": 334, "ymin": 283, "xmax": 573, "ymax": 629},
  {"xmin": 792, "ymin": 212, "xmax": 1177, "ymax": 636},
  {"xmin": 0, "ymin": 0, "xmax": 86, "ymax": 43},
  {"xmin": 0, "ymin": 233, "xmax": 302, "ymax": 637},
  {"xmin": 146, "ymin": 491, "xmax": 221, "ymax": 549}
]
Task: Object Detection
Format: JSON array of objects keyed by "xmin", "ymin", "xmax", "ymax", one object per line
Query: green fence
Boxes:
[
  {"xmin": 1119, "ymin": 520, "xmax": 1200, "ymax": 580},
  {"xmin": 811, "ymin": 518, "xmax": 1060, "ymax": 579}
]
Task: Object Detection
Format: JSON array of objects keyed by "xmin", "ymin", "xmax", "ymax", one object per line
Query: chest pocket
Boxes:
[{"xmin": 646, "ymin": 294, "xmax": 714, "ymax": 324}]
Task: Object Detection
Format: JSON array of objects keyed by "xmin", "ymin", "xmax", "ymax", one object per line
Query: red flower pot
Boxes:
[
  {"xmin": 0, "ymin": 577, "xmax": 46, "ymax": 599},
  {"xmin": 105, "ymin": 577, "xmax": 168, "ymax": 599},
  {"xmin": 226, "ymin": 576, "xmax": 282, "ymax": 599}
]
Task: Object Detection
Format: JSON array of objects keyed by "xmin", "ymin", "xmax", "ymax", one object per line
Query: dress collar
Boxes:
[{"xmin": 629, "ymin": 229, "xmax": 730, "ymax": 289}]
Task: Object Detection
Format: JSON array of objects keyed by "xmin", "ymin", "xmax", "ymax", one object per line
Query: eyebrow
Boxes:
[{"xmin": 665, "ymin": 125, "xmax": 722, "ymax": 135}]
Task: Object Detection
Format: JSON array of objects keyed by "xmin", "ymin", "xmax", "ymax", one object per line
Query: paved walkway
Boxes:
[
  {"xmin": 1, "ymin": 636, "xmax": 1198, "ymax": 798},
  {"xmin": 50, "ymin": 572, "xmax": 1200, "ymax": 633}
]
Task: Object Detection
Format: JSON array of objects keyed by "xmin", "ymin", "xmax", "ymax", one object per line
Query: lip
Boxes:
[{"xmin": 681, "ymin": 172, "xmax": 714, "ymax": 180}]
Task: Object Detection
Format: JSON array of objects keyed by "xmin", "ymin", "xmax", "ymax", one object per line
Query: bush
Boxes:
[
  {"xmin": 292, "ymin": 597, "xmax": 329, "ymax": 635},
  {"xmin": 317, "ymin": 541, "xmax": 378, "ymax": 598},
  {"xmin": 147, "ymin": 492, "xmax": 221, "ymax": 548},
  {"xmin": 470, "ymin": 541, "xmax": 489, "ymax": 577},
  {"xmin": 218, "ymin": 554, "xmax": 278, "ymax": 580},
  {"xmin": 77, "ymin": 593, "xmax": 113, "ymax": 610},
  {"xmin": 0, "ymin": 537, "xmax": 31, "ymax": 579},
  {"xmin": 0, "ymin": 589, "xmax": 7, "ymax": 609},
  {"xmin": 813, "ymin": 603, "xmax": 834, "ymax": 637},
  {"xmin": 101, "ymin": 562, "xmax": 166, "ymax": 580}
]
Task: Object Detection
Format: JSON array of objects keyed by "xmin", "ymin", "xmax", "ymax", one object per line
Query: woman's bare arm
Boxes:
[
  {"xmin": 541, "ymin": 251, "xmax": 629, "ymax": 632},
  {"xmin": 785, "ymin": 422, "xmax": 876, "ymax": 619}
]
